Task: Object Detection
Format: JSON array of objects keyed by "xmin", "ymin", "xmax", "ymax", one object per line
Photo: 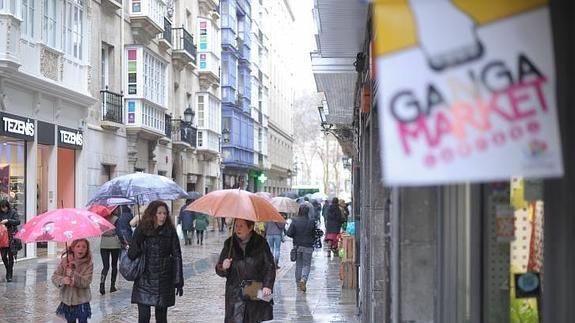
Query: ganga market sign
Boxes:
[{"xmin": 375, "ymin": 0, "xmax": 563, "ymax": 185}]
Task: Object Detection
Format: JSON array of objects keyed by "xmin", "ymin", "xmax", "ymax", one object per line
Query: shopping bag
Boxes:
[
  {"xmin": 0, "ymin": 225, "xmax": 9, "ymax": 248},
  {"xmin": 119, "ymin": 249, "xmax": 145, "ymax": 281},
  {"xmin": 176, "ymin": 224, "xmax": 184, "ymax": 240}
]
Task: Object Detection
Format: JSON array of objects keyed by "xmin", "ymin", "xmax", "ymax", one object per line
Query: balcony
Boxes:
[
  {"xmin": 100, "ymin": 87, "xmax": 124, "ymax": 130},
  {"xmin": 102, "ymin": 0, "xmax": 122, "ymax": 11},
  {"xmin": 0, "ymin": 12, "xmax": 21, "ymax": 72},
  {"xmin": 198, "ymin": 52, "xmax": 220, "ymax": 90},
  {"xmin": 171, "ymin": 118, "xmax": 197, "ymax": 149},
  {"xmin": 125, "ymin": 99, "xmax": 168, "ymax": 139},
  {"xmin": 129, "ymin": 0, "xmax": 165, "ymax": 42},
  {"xmin": 159, "ymin": 18, "xmax": 172, "ymax": 49},
  {"xmin": 171, "ymin": 27, "xmax": 197, "ymax": 70}
]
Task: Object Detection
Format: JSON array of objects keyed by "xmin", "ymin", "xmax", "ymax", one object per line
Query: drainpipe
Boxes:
[{"xmin": 390, "ymin": 187, "xmax": 400, "ymax": 323}]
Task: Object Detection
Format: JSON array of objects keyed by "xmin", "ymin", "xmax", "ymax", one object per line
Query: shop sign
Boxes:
[
  {"xmin": 375, "ymin": 0, "xmax": 563, "ymax": 185},
  {"xmin": 0, "ymin": 112, "xmax": 35, "ymax": 140},
  {"xmin": 58, "ymin": 126, "xmax": 83, "ymax": 150},
  {"xmin": 37, "ymin": 121, "xmax": 55, "ymax": 145}
]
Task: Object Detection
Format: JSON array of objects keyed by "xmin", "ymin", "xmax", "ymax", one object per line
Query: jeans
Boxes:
[
  {"xmin": 295, "ymin": 246, "xmax": 314, "ymax": 283},
  {"xmin": 138, "ymin": 304, "xmax": 167, "ymax": 323},
  {"xmin": 266, "ymin": 234, "xmax": 282, "ymax": 265}
]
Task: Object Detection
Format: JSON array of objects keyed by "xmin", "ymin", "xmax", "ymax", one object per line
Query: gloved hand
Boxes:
[{"xmin": 176, "ymin": 286, "xmax": 183, "ymax": 297}]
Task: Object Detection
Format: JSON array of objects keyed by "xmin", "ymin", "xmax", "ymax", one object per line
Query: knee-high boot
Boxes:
[
  {"xmin": 110, "ymin": 270, "xmax": 117, "ymax": 293},
  {"xmin": 100, "ymin": 273, "xmax": 106, "ymax": 295}
]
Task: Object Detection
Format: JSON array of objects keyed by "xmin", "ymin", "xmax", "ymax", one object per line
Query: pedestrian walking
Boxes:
[
  {"xmin": 52, "ymin": 239, "xmax": 94, "ymax": 323},
  {"xmin": 128, "ymin": 201, "xmax": 184, "ymax": 323},
  {"xmin": 325, "ymin": 197, "xmax": 343, "ymax": 256},
  {"xmin": 194, "ymin": 213, "xmax": 209, "ymax": 245},
  {"xmin": 0, "ymin": 200, "xmax": 20, "ymax": 282},
  {"xmin": 178, "ymin": 199, "xmax": 195, "ymax": 245},
  {"xmin": 99, "ymin": 207, "xmax": 122, "ymax": 295},
  {"xmin": 215, "ymin": 219, "xmax": 276, "ymax": 323},
  {"xmin": 286, "ymin": 205, "xmax": 316, "ymax": 292},
  {"xmin": 302, "ymin": 197, "xmax": 316, "ymax": 220},
  {"xmin": 265, "ymin": 219, "xmax": 285, "ymax": 268}
]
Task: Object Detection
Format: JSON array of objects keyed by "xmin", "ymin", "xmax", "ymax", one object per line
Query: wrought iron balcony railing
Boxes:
[
  {"xmin": 161, "ymin": 17, "xmax": 172, "ymax": 45},
  {"xmin": 172, "ymin": 27, "xmax": 197, "ymax": 65},
  {"xmin": 171, "ymin": 118, "xmax": 197, "ymax": 148},
  {"xmin": 100, "ymin": 87, "xmax": 124, "ymax": 124}
]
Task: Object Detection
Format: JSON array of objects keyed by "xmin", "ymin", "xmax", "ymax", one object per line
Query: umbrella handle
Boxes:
[{"xmin": 227, "ymin": 218, "xmax": 235, "ymax": 259}]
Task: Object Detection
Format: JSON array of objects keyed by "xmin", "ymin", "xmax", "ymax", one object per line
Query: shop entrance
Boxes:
[{"xmin": 57, "ymin": 148, "xmax": 76, "ymax": 208}]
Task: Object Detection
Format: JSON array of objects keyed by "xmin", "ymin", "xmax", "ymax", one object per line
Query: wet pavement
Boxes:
[{"xmin": 0, "ymin": 229, "xmax": 359, "ymax": 322}]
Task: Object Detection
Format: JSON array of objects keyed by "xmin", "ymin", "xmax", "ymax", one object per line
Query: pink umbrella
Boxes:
[{"xmin": 15, "ymin": 208, "xmax": 115, "ymax": 243}]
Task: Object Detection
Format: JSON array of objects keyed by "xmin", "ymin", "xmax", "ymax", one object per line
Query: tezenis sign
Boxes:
[
  {"xmin": 58, "ymin": 126, "xmax": 83, "ymax": 150},
  {"xmin": 0, "ymin": 112, "xmax": 35, "ymax": 140}
]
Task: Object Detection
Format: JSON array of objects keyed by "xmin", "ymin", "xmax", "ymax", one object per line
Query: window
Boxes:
[
  {"xmin": 143, "ymin": 51, "xmax": 167, "ymax": 106},
  {"xmin": 101, "ymin": 45, "xmax": 110, "ymax": 89},
  {"xmin": 22, "ymin": 0, "xmax": 35, "ymax": 38},
  {"xmin": 63, "ymin": 0, "xmax": 84, "ymax": 60},
  {"xmin": 0, "ymin": 0, "xmax": 17, "ymax": 15},
  {"xmin": 142, "ymin": 102, "xmax": 165, "ymax": 133},
  {"xmin": 197, "ymin": 131, "xmax": 203, "ymax": 147},
  {"xmin": 197, "ymin": 95, "xmax": 205, "ymax": 128},
  {"xmin": 42, "ymin": 0, "xmax": 57, "ymax": 48}
]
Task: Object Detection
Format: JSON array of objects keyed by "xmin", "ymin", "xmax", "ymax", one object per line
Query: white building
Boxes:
[
  {"xmin": 264, "ymin": 0, "xmax": 295, "ymax": 195},
  {"xmin": 0, "ymin": 0, "xmax": 221, "ymax": 258}
]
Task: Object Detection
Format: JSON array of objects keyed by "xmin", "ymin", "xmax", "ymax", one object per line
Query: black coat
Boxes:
[
  {"xmin": 286, "ymin": 216, "xmax": 316, "ymax": 248},
  {"xmin": 215, "ymin": 233, "xmax": 275, "ymax": 323},
  {"xmin": 128, "ymin": 224, "xmax": 183, "ymax": 308},
  {"xmin": 325, "ymin": 205, "xmax": 343, "ymax": 234}
]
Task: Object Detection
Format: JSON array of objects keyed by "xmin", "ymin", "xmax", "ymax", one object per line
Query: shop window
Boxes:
[{"xmin": 0, "ymin": 140, "xmax": 26, "ymax": 217}]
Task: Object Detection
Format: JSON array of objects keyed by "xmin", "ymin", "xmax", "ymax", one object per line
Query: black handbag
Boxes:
[
  {"xmin": 119, "ymin": 248, "xmax": 145, "ymax": 281},
  {"xmin": 290, "ymin": 246, "xmax": 297, "ymax": 262}
]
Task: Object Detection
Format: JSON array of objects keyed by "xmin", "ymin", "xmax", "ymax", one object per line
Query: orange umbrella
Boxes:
[
  {"xmin": 186, "ymin": 189, "xmax": 286, "ymax": 223},
  {"xmin": 87, "ymin": 204, "xmax": 119, "ymax": 218}
]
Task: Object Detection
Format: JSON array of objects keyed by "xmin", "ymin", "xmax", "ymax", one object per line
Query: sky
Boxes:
[{"xmin": 289, "ymin": 0, "xmax": 318, "ymax": 96}]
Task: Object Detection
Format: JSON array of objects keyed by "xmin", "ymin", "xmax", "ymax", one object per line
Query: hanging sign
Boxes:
[{"xmin": 375, "ymin": 0, "xmax": 563, "ymax": 185}]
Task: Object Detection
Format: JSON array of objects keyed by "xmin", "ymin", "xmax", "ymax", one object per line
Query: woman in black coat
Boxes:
[
  {"xmin": 325, "ymin": 197, "xmax": 343, "ymax": 255},
  {"xmin": 128, "ymin": 201, "xmax": 183, "ymax": 323},
  {"xmin": 0, "ymin": 200, "xmax": 20, "ymax": 282},
  {"xmin": 215, "ymin": 219, "xmax": 276, "ymax": 323}
]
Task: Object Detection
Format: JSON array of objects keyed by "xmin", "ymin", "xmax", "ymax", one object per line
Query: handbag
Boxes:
[
  {"xmin": 119, "ymin": 248, "xmax": 145, "ymax": 281},
  {"xmin": 11, "ymin": 237, "xmax": 23, "ymax": 252},
  {"xmin": 240, "ymin": 280, "xmax": 263, "ymax": 301},
  {"xmin": 0, "ymin": 225, "xmax": 8, "ymax": 248},
  {"xmin": 290, "ymin": 246, "xmax": 297, "ymax": 262}
]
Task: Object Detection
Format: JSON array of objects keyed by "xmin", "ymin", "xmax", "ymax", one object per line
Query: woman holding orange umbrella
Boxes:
[{"xmin": 188, "ymin": 189, "xmax": 284, "ymax": 323}]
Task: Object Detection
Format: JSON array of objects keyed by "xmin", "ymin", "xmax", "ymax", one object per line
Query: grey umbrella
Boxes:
[
  {"xmin": 279, "ymin": 191, "xmax": 298, "ymax": 199},
  {"xmin": 87, "ymin": 173, "xmax": 188, "ymax": 206},
  {"xmin": 186, "ymin": 191, "xmax": 202, "ymax": 201}
]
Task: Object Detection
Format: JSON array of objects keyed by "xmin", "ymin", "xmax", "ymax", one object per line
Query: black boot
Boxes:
[
  {"xmin": 6, "ymin": 265, "xmax": 13, "ymax": 282},
  {"xmin": 110, "ymin": 271, "xmax": 117, "ymax": 293},
  {"xmin": 100, "ymin": 274, "xmax": 106, "ymax": 295}
]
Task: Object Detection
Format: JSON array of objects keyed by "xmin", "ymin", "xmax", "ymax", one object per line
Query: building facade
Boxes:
[
  {"xmin": 313, "ymin": 1, "xmax": 575, "ymax": 322},
  {"xmin": 220, "ymin": 0, "xmax": 256, "ymax": 191},
  {"xmin": 0, "ymin": 0, "xmax": 221, "ymax": 258},
  {"xmin": 263, "ymin": 0, "xmax": 295, "ymax": 196}
]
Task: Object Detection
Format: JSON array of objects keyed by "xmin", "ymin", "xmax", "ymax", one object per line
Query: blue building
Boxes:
[{"xmin": 220, "ymin": 0, "xmax": 258, "ymax": 191}]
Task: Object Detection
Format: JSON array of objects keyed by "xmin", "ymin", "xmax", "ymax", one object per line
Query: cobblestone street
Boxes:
[{"xmin": 0, "ymin": 229, "xmax": 358, "ymax": 322}]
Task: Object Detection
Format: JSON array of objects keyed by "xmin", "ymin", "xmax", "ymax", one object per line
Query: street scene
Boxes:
[
  {"xmin": 2, "ymin": 0, "xmax": 575, "ymax": 322},
  {"xmin": 0, "ymin": 228, "xmax": 357, "ymax": 323}
]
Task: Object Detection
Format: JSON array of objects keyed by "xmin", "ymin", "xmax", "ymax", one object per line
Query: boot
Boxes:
[
  {"xmin": 110, "ymin": 271, "xmax": 117, "ymax": 293},
  {"xmin": 100, "ymin": 274, "xmax": 106, "ymax": 295},
  {"xmin": 6, "ymin": 265, "xmax": 13, "ymax": 282}
]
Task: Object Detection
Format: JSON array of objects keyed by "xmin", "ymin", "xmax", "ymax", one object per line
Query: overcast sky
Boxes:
[{"xmin": 290, "ymin": 0, "xmax": 318, "ymax": 96}]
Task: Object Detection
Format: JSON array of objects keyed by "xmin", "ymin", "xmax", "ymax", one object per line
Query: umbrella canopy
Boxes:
[
  {"xmin": 87, "ymin": 197, "xmax": 135, "ymax": 206},
  {"xmin": 310, "ymin": 192, "xmax": 328, "ymax": 201},
  {"xmin": 87, "ymin": 173, "xmax": 188, "ymax": 206},
  {"xmin": 15, "ymin": 208, "xmax": 115, "ymax": 243},
  {"xmin": 279, "ymin": 191, "xmax": 298, "ymax": 199},
  {"xmin": 255, "ymin": 192, "xmax": 273, "ymax": 201},
  {"xmin": 186, "ymin": 191, "xmax": 202, "ymax": 201},
  {"xmin": 186, "ymin": 189, "xmax": 286, "ymax": 223},
  {"xmin": 87, "ymin": 205, "xmax": 118, "ymax": 218},
  {"xmin": 271, "ymin": 197, "xmax": 300, "ymax": 213}
]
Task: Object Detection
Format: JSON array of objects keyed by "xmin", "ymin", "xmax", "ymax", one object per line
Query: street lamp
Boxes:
[
  {"xmin": 342, "ymin": 156, "xmax": 352, "ymax": 170},
  {"xmin": 317, "ymin": 106, "xmax": 333, "ymax": 131},
  {"xmin": 183, "ymin": 106, "xmax": 194, "ymax": 124},
  {"xmin": 222, "ymin": 128, "xmax": 231, "ymax": 143}
]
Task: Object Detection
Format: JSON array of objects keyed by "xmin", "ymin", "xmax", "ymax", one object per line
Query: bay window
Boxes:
[
  {"xmin": 63, "ymin": 0, "xmax": 84, "ymax": 60},
  {"xmin": 143, "ymin": 50, "xmax": 167, "ymax": 106},
  {"xmin": 42, "ymin": 0, "xmax": 57, "ymax": 48},
  {"xmin": 22, "ymin": 0, "xmax": 35, "ymax": 38}
]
